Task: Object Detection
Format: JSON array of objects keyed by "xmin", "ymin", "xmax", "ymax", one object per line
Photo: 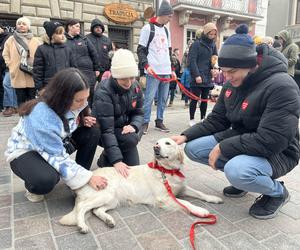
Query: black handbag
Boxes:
[{"xmin": 19, "ymin": 63, "xmax": 33, "ymax": 75}]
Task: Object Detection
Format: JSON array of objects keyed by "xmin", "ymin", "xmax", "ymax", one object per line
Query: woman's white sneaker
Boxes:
[
  {"xmin": 189, "ymin": 119, "xmax": 196, "ymax": 127},
  {"xmin": 25, "ymin": 190, "xmax": 44, "ymax": 202}
]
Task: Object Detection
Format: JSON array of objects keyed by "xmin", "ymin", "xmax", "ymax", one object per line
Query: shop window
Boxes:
[
  {"xmin": 0, "ymin": 14, "xmax": 22, "ymax": 33},
  {"xmin": 50, "ymin": 18, "xmax": 84, "ymax": 34},
  {"xmin": 108, "ymin": 26, "xmax": 132, "ymax": 50}
]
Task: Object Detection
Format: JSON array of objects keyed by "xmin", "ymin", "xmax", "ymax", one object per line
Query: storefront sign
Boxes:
[{"xmin": 104, "ymin": 3, "xmax": 139, "ymax": 24}]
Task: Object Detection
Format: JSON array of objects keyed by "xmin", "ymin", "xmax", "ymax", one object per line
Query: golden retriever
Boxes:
[{"xmin": 59, "ymin": 138, "xmax": 223, "ymax": 233}]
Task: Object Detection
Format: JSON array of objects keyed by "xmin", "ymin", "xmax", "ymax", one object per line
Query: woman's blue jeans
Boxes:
[
  {"xmin": 184, "ymin": 135, "xmax": 284, "ymax": 197},
  {"xmin": 3, "ymin": 71, "xmax": 17, "ymax": 108}
]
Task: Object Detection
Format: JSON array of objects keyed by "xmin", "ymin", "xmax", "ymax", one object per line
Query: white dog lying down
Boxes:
[{"xmin": 60, "ymin": 138, "xmax": 223, "ymax": 233}]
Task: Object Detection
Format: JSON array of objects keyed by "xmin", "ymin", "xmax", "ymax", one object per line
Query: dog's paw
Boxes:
[
  {"xmin": 79, "ymin": 224, "xmax": 89, "ymax": 234},
  {"xmin": 105, "ymin": 217, "xmax": 116, "ymax": 228},
  {"xmin": 194, "ymin": 207, "xmax": 210, "ymax": 217},
  {"xmin": 209, "ymin": 196, "xmax": 223, "ymax": 204}
]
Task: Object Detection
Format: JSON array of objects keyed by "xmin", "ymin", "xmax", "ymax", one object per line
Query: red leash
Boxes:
[
  {"xmin": 147, "ymin": 162, "xmax": 217, "ymax": 250},
  {"xmin": 149, "ymin": 72, "xmax": 210, "ymax": 103}
]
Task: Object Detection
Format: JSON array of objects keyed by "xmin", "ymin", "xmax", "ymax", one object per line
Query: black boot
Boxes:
[
  {"xmin": 97, "ymin": 152, "xmax": 111, "ymax": 167},
  {"xmin": 155, "ymin": 119, "xmax": 170, "ymax": 133},
  {"xmin": 223, "ymin": 186, "xmax": 248, "ymax": 198}
]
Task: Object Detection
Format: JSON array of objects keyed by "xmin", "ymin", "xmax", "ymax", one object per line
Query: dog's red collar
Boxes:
[{"xmin": 147, "ymin": 162, "xmax": 185, "ymax": 179}]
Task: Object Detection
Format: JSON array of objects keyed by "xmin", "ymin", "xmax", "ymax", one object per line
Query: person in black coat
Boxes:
[
  {"xmin": 33, "ymin": 21, "xmax": 76, "ymax": 91},
  {"xmin": 188, "ymin": 22, "xmax": 218, "ymax": 126},
  {"xmin": 92, "ymin": 49, "xmax": 144, "ymax": 178},
  {"xmin": 172, "ymin": 24, "xmax": 300, "ymax": 220},
  {"xmin": 87, "ymin": 19, "xmax": 113, "ymax": 80},
  {"xmin": 65, "ymin": 19, "xmax": 100, "ymax": 106}
]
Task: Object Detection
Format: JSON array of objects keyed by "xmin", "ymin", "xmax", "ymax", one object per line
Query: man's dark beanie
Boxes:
[
  {"xmin": 219, "ymin": 24, "xmax": 257, "ymax": 68},
  {"xmin": 157, "ymin": 0, "xmax": 174, "ymax": 16},
  {"xmin": 43, "ymin": 21, "xmax": 63, "ymax": 39}
]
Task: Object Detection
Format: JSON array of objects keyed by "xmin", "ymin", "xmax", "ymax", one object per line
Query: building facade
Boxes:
[
  {"xmin": 169, "ymin": 0, "xmax": 268, "ymax": 60},
  {"xmin": 0, "ymin": 0, "xmax": 154, "ymax": 53},
  {"xmin": 266, "ymin": 0, "xmax": 300, "ymax": 45}
]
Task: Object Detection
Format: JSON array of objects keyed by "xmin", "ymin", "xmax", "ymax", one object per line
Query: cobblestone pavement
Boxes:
[{"xmin": 1, "ymin": 98, "xmax": 300, "ymax": 250}]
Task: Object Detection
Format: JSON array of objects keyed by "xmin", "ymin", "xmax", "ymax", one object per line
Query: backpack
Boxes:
[{"xmin": 138, "ymin": 23, "xmax": 169, "ymax": 74}]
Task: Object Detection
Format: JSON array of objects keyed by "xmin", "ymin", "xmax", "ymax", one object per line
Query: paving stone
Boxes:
[
  {"xmin": 51, "ymin": 216, "xmax": 78, "ymax": 236},
  {"xmin": 116, "ymin": 204, "xmax": 148, "ymax": 218},
  {"xmin": 14, "ymin": 214, "xmax": 50, "ymax": 239},
  {"xmin": 138, "ymin": 228, "xmax": 182, "ymax": 250},
  {"xmin": 46, "ymin": 196, "xmax": 75, "ymax": 218},
  {"xmin": 14, "ymin": 201, "xmax": 46, "ymax": 219},
  {"xmin": 219, "ymin": 231, "xmax": 268, "ymax": 250},
  {"xmin": 0, "ymin": 229, "xmax": 12, "ymax": 249},
  {"xmin": 235, "ymin": 217, "xmax": 279, "ymax": 241},
  {"xmin": 280, "ymin": 202, "xmax": 300, "ymax": 220},
  {"xmin": 14, "ymin": 191, "xmax": 30, "ymax": 204},
  {"xmin": 181, "ymin": 231, "xmax": 227, "ymax": 250},
  {"xmin": 289, "ymin": 190, "xmax": 300, "ymax": 205},
  {"xmin": 158, "ymin": 210, "xmax": 202, "ymax": 240},
  {"xmin": 147, "ymin": 205, "xmax": 174, "ymax": 216},
  {"xmin": 0, "ymin": 167, "xmax": 10, "ymax": 176},
  {"xmin": 124, "ymin": 212, "xmax": 163, "ymax": 235},
  {"xmin": 0, "ymin": 207, "xmax": 11, "ymax": 229},
  {"xmin": 0, "ymin": 194, "xmax": 11, "ymax": 208},
  {"xmin": 268, "ymin": 213, "xmax": 300, "ymax": 234},
  {"xmin": 56, "ymin": 231, "xmax": 98, "ymax": 250},
  {"xmin": 0, "ymin": 184, "xmax": 11, "ymax": 195},
  {"xmin": 0, "ymin": 175, "xmax": 10, "ymax": 185},
  {"xmin": 98, "ymin": 227, "xmax": 141, "ymax": 250},
  {"xmin": 88, "ymin": 211, "xmax": 126, "ymax": 235},
  {"xmin": 263, "ymin": 233, "xmax": 300, "ymax": 249},
  {"xmin": 15, "ymin": 232, "xmax": 55, "ymax": 250}
]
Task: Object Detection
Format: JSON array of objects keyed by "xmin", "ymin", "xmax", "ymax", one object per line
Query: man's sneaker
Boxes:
[
  {"xmin": 189, "ymin": 119, "xmax": 196, "ymax": 127},
  {"xmin": 142, "ymin": 123, "xmax": 149, "ymax": 135},
  {"xmin": 249, "ymin": 182, "xmax": 290, "ymax": 220},
  {"xmin": 2, "ymin": 107, "xmax": 14, "ymax": 117},
  {"xmin": 25, "ymin": 190, "xmax": 44, "ymax": 203},
  {"xmin": 155, "ymin": 119, "xmax": 170, "ymax": 133},
  {"xmin": 223, "ymin": 186, "xmax": 248, "ymax": 198}
]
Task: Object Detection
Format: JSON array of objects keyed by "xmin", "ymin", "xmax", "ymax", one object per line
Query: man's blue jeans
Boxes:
[
  {"xmin": 143, "ymin": 74, "xmax": 170, "ymax": 123},
  {"xmin": 3, "ymin": 71, "xmax": 17, "ymax": 108},
  {"xmin": 184, "ymin": 135, "xmax": 284, "ymax": 197}
]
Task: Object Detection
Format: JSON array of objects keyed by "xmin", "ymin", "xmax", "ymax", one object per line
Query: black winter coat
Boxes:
[
  {"xmin": 65, "ymin": 34, "xmax": 100, "ymax": 85},
  {"xmin": 87, "ymin": 19, "xmax": 112, "ymax": 72},
  {"xmin": 92, "ymin": 78, "xmax": 144, "ymax": 165},
  {"xmin": 188, "ymin": 35, "xmax": 217, "ymax": 88},
  {"xmin": 0, "ymin": 31, "xmax": 11, "ymax": 74},
  {"xmin": 183, "ymin": 45, "xmax": 300, "ymax": 179},
  {"xmin": 33, "ymin": 38, "xmax": 77, "ymax": 90}
]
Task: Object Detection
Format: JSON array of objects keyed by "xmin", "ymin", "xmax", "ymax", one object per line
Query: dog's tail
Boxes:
[{"xmin": 59, "ymin": 208, "xmax": 77, "ymax": 226}]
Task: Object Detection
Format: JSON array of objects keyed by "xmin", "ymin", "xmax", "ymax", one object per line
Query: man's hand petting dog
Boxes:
[
  {"xmin": 114, "ymin": 161, "xmax": 130, "ymax": 178},
  {"xmin": 171, "ymin": 135, "xmax": 187, "ymax": 145},
  {"xmin": 88, "ymin": 175, "xmax": 108, "ymax": 191},
  {"xmin": 208, "ymin": 143, "xmax": 221, "ymax": 170}
]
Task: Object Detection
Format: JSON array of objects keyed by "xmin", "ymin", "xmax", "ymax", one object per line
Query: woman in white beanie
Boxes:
[
  {"xmin": 3, "ymin": 17, "xmax": 40, "ymax": 106},
  {"xmin": 92, "ymin": 49, "xmax": 144, "ymax": 178}
]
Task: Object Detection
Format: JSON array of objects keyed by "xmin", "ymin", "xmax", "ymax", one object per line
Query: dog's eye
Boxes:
[{"xmin": 165, "ymin": 142, "xmax": 171, "ymax": 145}]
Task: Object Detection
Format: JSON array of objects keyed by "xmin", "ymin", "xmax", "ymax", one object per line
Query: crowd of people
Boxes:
[{"xmin": 1, "ymin": 0, "xmax": 299, "ymax": 220}]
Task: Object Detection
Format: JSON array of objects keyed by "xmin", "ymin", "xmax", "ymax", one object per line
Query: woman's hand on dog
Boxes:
[
  {"xmin": 114, "ymin": 161, "xmax": 130, "ymax": 178},
  {"xmin": 171, "ymin": 135, "xmax": 187, "ymax": 145},
  {"xmin": 89, "ymin": 175, "xmax": 108, "ymax": 191}
]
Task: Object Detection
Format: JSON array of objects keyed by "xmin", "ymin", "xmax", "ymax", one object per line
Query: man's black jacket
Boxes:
[{"xmin": 183, "ymin": 45, "xmax": 300, "ymax": 179}]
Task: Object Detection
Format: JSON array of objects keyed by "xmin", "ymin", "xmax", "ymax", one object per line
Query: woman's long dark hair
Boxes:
[{"xmin": 19, "ymin": 68, "xmax": 89, "ymax": 132}]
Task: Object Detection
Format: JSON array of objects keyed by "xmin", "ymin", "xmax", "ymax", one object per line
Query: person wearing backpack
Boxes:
[{"xmin": 137, "ymin": 0, "xmax": 176, "ymax": 135}]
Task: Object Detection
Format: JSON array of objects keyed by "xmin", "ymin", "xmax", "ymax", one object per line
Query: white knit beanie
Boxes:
[
  {"xmin": 16, "ymin": 17, "xmax": 31, "ymax": 30},
  {"xmin": 111, "ymin": 49, "xmax": 138, "ymax": 79}
]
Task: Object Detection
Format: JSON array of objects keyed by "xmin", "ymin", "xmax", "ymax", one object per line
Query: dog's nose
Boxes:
[{"xmin": 153, "ymin": 144, "xmax": 160, "ymax": 154}]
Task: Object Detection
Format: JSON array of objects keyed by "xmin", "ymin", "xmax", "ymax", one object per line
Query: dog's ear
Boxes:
[{"xmin": 177, "ymin": 148, "xmax": 184, "ymax": 164}]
